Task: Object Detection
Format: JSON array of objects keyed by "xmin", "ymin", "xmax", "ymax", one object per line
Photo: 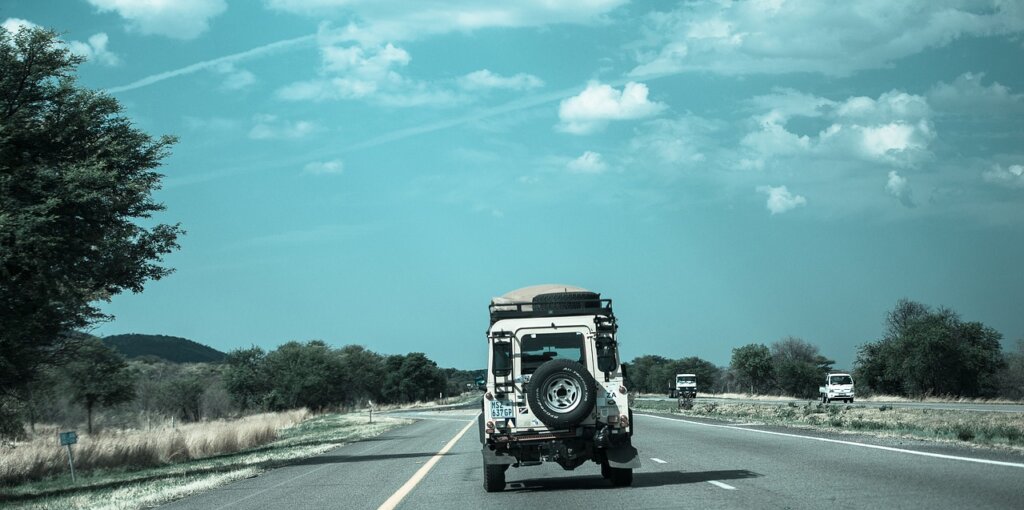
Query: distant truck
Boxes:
[
  {"xmin": 670, "ymin": 373, "xmax": 697, "ymax": 398},
  {"xmin": 819, "ymin": 372, "xmax": 855, "ymax": 403}
]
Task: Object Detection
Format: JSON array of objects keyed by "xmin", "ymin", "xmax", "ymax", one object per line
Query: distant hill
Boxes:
[{"xmin": 103, "ymin": 334, "xmax": 226, "ymax": 363}]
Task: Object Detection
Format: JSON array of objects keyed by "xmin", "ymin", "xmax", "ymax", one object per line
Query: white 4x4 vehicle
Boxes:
[{"xmin": 480, "ymin": 285, "xmax": 640, "ymax": 492}]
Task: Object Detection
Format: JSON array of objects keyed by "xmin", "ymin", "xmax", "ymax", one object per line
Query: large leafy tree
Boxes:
[
  {"xmin": 770, "ymin": 337, "xmax": 834, "ymax": 398},
  {"xmin": 730, "ymin": 343, "xmax": 774, "ymax": 394},
  {"xmin": 0, "ymin": 26, "xmax": 181, "ymax": 418},
  {"xmin": 856, "ymin": 299, "xmax": 1005, "ymax": 397}
]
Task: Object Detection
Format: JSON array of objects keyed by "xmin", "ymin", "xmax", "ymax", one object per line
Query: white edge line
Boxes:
[
  {"xmin": 650, "ymin": 458, "xmax": 668, "ymax": 464},
  {"xmin": 636, "ymin": 413, "xmax": 1024, "ymax": 469},
  {"xmin": 377, "ymin": 413, "xmax": 479, "ymax": 510},
  {"xmin": 708, "ymin": 480, "xmax": 736, "ymax": 490}
]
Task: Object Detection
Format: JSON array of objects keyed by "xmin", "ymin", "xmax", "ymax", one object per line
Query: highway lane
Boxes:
[
  {"xmin": 161, "ymin": 408, "xmax": 1024, "ymax": 510},
  {"xmin": 637, "ymin": 396, "xmax": 1024, "ymax": 413}
]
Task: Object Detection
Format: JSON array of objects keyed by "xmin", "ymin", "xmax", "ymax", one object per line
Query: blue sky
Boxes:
[{"xmin": 5, "ymin": 1, "xmax": 1024, "ymax": 370}]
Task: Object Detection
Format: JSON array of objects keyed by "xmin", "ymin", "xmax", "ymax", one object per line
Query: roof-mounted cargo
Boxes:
[{"xmin": 489, "ymin": 284, "xmax": 613, "ymax": 324}]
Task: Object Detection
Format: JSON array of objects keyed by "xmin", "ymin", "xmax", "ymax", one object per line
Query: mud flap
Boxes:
[
  {"xmin": 605, "ymin": 445, "xmax": 641, "ymax": 469},
  {"xmin": 482, "ymin": 446, "xmax": 516, "ymax": 465}
]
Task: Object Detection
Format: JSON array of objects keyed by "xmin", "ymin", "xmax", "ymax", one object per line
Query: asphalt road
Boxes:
[
  {"xmin": 637, "ymin": 396, "xmax": 1024, "ymax": 413},
  {"xmin": 162, "ymin": 408, "xmax": 1024, "ymax": 510}
]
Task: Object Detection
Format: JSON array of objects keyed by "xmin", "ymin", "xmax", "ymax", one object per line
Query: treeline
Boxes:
[
  {"xmin": 626, "ymin": 299, "xmax": 1022, "ymax": 400},
  {"xmin": 222, "ymin": 341, "xmax": 479, "ymax": 412},
  {"xmin": 2, "ymin": 338, "xmax": 480, "ymax": 439},
  {"xmin": 625, "ymin": 336, "xmax": 833, "ymax": 399}
]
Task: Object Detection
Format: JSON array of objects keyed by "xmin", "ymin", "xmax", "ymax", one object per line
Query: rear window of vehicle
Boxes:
[{"xmin": 520, "ymin": 332, "xmax": 585, "ymax": 374}]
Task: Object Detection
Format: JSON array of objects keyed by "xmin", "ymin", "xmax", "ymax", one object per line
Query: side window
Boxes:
[{"xmin": 492, "ymin": 342, "xmax": 512, "ymax": 377}]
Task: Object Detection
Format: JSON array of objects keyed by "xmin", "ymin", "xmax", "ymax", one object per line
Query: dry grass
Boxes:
[
  {"xmin": 1, "ymin": 412, "xmax": 411, "ymax": 510},
  {"xmin": 0, "ymin": 410, "xmax": 310, "ymax": 485},
  {"xmin": 634, "ymin": 399, "xmax": 1024, "ymax": 451},
  {"xmin": 640, "ymin": 392, "xmax": 1022, "ymax": 405}
]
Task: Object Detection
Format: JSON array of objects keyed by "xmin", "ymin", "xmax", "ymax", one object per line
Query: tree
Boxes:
[
  {"xmin": 62, "ymin": 339, "xmax": 136, "ymax": 433},
  {"xmin": 856, "ymin": 299, "xmax": 1006, "ymax": 397},
  {"xmin": 730, "ymin": 344, "xmax": 774, "ymax": 394},
  {"xmin": 0, "ymin": 26, "xmax": 182, "ymax": 425},
  {"xmin": 770, "ymin": 337, "xmax": 833, "ymax": 398},
  {"xmin": 263, "ymin": 341, "xmax": 345, "ymax": 410},
  {"xmin": 223, "ymin": 347, "xmax": 271, "ymax": 410},
  {"xmin": 997, "ymin": 340, "xmax": 1024, "ymax": 400},
  {"xmin": 337, "ymin": 345, "xmax": 385, "ymax": 405}
]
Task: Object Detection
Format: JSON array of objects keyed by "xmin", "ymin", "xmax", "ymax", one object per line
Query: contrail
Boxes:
[{"xmin": 106, "ymin": 33, "xmax": 316, "ymax": 93}]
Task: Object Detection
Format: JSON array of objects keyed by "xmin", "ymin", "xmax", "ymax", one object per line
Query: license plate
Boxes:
[{"xmin": 490, "ymin": 400, "xmax": 514, "ymax": 419}]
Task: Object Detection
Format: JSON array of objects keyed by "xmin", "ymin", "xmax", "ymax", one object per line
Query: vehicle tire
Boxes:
[
  {"xmin": 601, "ymin": 460, "xmax": 611, "ymax": 479},
  {"xmin": 821, "ymin": 394, "xmax": 828, "ymax": 404},
  {"xmin": 609, "ymin": 467, "xmax": 633, "ymax": 487},
  {"xmin": 532, "ymin": 291, "xmax": 601, "ymax": 312},
  {"xmin": 850, "ymin": 398, "xmax": 854, "ymax": 404},
  {"xmin": 483, "ymin": 462, "xmax": 506, "ymax": 492},
  {"xmin": 628, "ymin": 408, "xmax": 634, "ymax": 437},
  {"xmin": 527, "ymin": 359, "xmax": 597, "ymax": 428}
]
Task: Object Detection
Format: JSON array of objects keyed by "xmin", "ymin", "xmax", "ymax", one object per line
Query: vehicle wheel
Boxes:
[
  {"xmin": 850, "ymin": 398, "xmax": 854, "ymax": 404},
  {"xmin": 527, "ymin": 359, "xmax": 597, "ymax": 428},
  {"xmin": 628, "ymin": 408, "xmax": 634, "ymax": 437},
  {"xmin": 601, "ymin": 460, "xmax": 611, "ymax": 479},
  {"xmin": 822, "ymin": 395, "xmax": 828, "ymax": 404},
  {"xmin": 483, "ymin": 462, "xmax": 506, "ymax": 492},
  {"xmin": 608, "ymin": 467, "xmax": 633, "ymax": 487}
]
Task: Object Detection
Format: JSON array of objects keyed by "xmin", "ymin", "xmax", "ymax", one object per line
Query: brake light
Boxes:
[
  {"xmin": 618, "ymin": 386, "xmax": 627, "ymax": 394},
  {"xmin": 620, "ymin": 414, "xmax": 629, "ymax": 428},
  {"xmin": 485, "ymin": 392, "xmax": 493, "ymax": 400},
  {"xmin": 607, "ymin": 415, "xmax": 619, "ymax": 424},
  {"xmin": 487, "ymin": 421, "xmax": 495, "ymax": 429}
]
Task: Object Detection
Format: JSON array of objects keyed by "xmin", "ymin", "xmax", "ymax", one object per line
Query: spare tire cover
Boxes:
[{"xmin": 527, "ymin": 359, "xmax": 597, "ymax": 428}]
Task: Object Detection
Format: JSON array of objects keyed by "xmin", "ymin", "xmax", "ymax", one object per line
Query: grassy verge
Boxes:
[
  {"xmin": 0, "ymin": 413, "xmax": 411, "ymax": 510},
  {"xmin": 633, "ymin": 399, "xmax": 1024, "ymax": 451},
  {"xmin": 639, "ymin": 392, "xmax": 1023, "ymax": 405}
]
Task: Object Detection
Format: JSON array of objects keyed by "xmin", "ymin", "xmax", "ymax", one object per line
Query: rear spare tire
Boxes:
[
  {"xmin": 527, "ymin": 359, "xmax": 597, "ymax": 428},
  {"xmin": 532, "ymin": 291, "xmax": 601, "ymax": 312}
]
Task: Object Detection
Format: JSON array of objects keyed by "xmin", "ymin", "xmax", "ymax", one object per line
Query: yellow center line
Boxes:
[{"xmin": 377, "ymin": 414, "xmax": 479, "ymax": 510}]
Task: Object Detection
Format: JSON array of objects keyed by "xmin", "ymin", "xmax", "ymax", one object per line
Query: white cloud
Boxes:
[
  {"xmin": 2, "ymin": 17, "xmax": 38, "ymax": 34},
  {"xmin": 742, "ymin": 89, "xmax": 934, "ymax": 167},
  {"xmin": 630, "ymin": 1, "xmax": 1024, "ymax": 77},
  {"xmin": 567, "ymin": 151, "xmax": 608, "ymax": 174},
  {"xmin": 215, "ymin": 62, "xmax": 255, "ymax": 91},
  {"xmin": 928, "ymin": 72, "xmax": 1024, "ymax": 114},
  {"xmin": 304, "ymin": 159, "xmax": 345, "ymax": 175},
  {"xmin": 458, "ymin": 70, "xmax": 543, "ymax": 91},
  {"xmin": 248, "ymin": 114, "xmax": 315, "ymax": 140},
  {"xmin": 4, "ymin": 19, "xmax": 119, "ymax": 66},
  {"xmin": 67, "ymin": 33, "xmax": 120, "ymax": 66},
  {"xmin": 983, "ymin": 163, "xmax": 1024, "ymax": 188},
  {"xmin": 886, "ymin": 170, "xmax": 915, "ymax": 207},
  {"xmin": 87, "ymin": 0, "xmax": 227, "ymax": 40},
  {"xmin": 277, "ymin": 37, "xmax": 459, "ymax": 107},
  {"xmin": 266, "ymin": 0, "xmax": 627, "ymax": 43},
  {"xmin": 757, "ymin": 185, "xmax": 806, "ymax": 215},
  {"xmin": 558, "ymin": 81, "xmax": 666, "ymax": 134}
]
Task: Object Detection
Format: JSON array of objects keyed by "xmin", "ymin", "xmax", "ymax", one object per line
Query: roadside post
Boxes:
[
  {"xmin": 368, "ymin": 399, "xmax": 374, "ymax": 424},
  {"xmin": 59, "ymin": 431, "xmax": 78, "ymax": 483}
]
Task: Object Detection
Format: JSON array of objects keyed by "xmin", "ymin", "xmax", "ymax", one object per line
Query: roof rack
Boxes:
[{"xmin": 489, "ymin": 298, "xmax": 613, "ymax": 324}]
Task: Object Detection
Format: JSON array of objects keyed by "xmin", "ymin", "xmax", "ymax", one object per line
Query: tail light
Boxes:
[
  {"xmin": 618, "ymin": 386, "xmax": 627, "ymax": 394},
  {"xmin": 620, "ymin": 414, "xmax": 629, "ymax": 428},
  {"xmin": 607, "ymin": 415, "xmax": 619, "ymax": 424},
  {"xmin": 485, "ymin": 392, "xmax": 493, "ymax": 400}
]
